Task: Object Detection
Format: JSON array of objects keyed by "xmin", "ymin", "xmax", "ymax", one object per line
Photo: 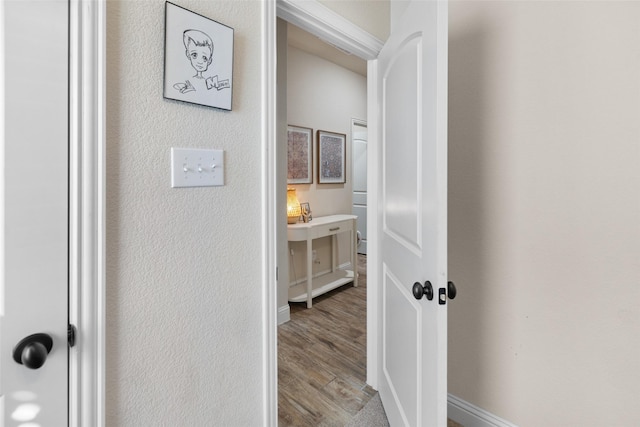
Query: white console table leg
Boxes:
[
  {"xmin": 352, "ymin": 227, "xmax": 358, "ymax": 287},
  {"xmin": 331, "ymin": 234, "xmax": 337, "ymax": 273},
  {"xmin": 306, "ymin": 237, "xmax": 313, "ymax": 308}
]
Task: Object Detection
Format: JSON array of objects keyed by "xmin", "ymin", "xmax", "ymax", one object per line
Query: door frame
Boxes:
[
  {"xmin": 262, "ymin": 0, "xmax": 383, "ymax": 424},
  {"xmin": 351, "ymin": 117, "xmax": 368, "ymax": 255},
  {"xmin": 68, "ymin": 0, "xmax": 106, "ymax": 425}
]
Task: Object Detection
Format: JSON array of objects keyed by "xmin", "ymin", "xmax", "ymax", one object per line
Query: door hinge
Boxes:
[{"xmin": 68, "ymin": 324, "xmax": 77, "ymax": 348}]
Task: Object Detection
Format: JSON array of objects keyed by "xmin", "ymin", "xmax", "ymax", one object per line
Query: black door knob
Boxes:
[
  {"xmin": 13, "ymin": 333, "xmax": 53, "ymax": 369},
  {"xmin": 412, "ymin": 281, "xmax": 434, "ymax": 301},
  {"xmin": 448, "ymin": 281, "xmax": 457, "ymax": 300}
]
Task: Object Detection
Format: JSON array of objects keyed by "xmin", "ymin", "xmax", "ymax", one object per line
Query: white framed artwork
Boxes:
[
  {"xmin": 287, "ymin": 125, "xmax": 313, "ymax": 184},
  {"xmin": 317, "ymin": 130, "xmax": 346, "ymax": 184},
  {"xmin": 163, "ymin": 2, "xmax": 234, "ymax": 110}
]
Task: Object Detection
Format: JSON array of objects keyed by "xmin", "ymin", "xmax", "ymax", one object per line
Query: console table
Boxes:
[{"xmin": 287, "ymin": 214, "xmax": 358, "ymax": 308}]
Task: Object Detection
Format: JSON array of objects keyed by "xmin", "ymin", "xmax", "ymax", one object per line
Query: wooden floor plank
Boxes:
[{"xmin": 279, "ymin": 255, "xmax": 369, "ymax": 426}]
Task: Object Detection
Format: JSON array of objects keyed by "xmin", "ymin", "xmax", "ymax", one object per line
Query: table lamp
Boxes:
[{"xmin": 286, "ymin": 188, "xmax": 301, "ymax": 224}]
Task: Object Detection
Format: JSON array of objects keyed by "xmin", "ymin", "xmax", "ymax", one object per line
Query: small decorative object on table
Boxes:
[{"xmin": 300, "ymin": 202, "xmax": 312, "ymax": 223}]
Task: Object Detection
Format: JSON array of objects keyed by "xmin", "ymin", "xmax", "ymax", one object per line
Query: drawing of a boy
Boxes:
[
  {"xmin": 184, "ymin": 29, "xmax": 213, "ymax": 79},
  {"xmin": 173, "ymin": 29, "xmax": 229, "ymax": 94}
]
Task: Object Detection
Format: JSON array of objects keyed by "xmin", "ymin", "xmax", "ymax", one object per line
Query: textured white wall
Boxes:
[
  {"xmin": 105, "ymin": 1, "xmax": 263, "ymax": 425},
  {"xmin": 448, "ymin": 2, "xmax": 640, "ymax": 425}
]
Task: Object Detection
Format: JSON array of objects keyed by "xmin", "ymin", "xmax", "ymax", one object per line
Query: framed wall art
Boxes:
[
  {"xmin": 163, "ymin": 2, "xmax": 234, "ymax": 110},
  {"xmin": 317, "ymin": 130, "xmax": 346, "ymax": 184},
  {"xmin": 287, "ymin": 125, "xmax": 313, "ymax": 184}
]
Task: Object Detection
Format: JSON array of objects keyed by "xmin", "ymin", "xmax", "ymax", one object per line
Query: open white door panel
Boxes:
[{"xmin": 376, "ymin": 1, "xmax": 448, "ymax": 426}]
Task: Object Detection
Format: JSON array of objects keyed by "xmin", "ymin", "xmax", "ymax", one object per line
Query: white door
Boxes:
[
  {"xmin": 1, "ymin": 0, "xmax": 69, "ymax": 425},
  {"xmin": 376, "ymin": 1, "xmax": 448, "ymax": 426},
  {"xmin": 352, "ymin": 120, "xmax": 367, "ymax": 255}
]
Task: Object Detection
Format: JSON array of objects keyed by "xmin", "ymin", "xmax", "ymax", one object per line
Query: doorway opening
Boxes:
[
  {"xmin": 275, "ymin": 15, "xmax": 375, "ymax": 425},
  {"xmin": 265, "ymin": 2, "xmax": 384, "ymax": 424}
]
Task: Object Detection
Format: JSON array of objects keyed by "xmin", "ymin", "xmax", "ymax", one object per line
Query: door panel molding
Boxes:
[
  {"xmin": 382, "ymin": 36, "xmax": 424, "ymax": 256},
  {"xmin": 68, "ymin": 0, "xmax": 106, "ymax": 425},
  {"xmin": 382, "ymin": 265, "xmax": 422, "ymax": 426}
]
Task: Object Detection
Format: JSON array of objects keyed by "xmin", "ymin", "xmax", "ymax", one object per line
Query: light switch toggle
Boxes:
[{"xmin": 171, "ymin": 148, "xmax": 225, "ymax": 188}]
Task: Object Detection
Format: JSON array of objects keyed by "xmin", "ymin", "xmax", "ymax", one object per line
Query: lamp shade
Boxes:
[{"xmin": 286, "ymin": 188, "xmax": 301, "ymax": 224}]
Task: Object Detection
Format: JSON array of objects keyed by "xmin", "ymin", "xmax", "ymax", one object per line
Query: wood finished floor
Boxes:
[{"xmin": 278, "ymin": 254, "xmax": 373, "ymax": 426}]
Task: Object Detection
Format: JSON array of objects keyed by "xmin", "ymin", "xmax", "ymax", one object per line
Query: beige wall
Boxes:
[
  {"xmin": 448, "ymin": 2, "xmax": 640, "ymax": 425},
  {"xmin": 319, "ymin": 0, "xmax": 389, "ymax": 41},
  {"xmin": 287, "ymin": 45, "xmax": 367, "ymax": 219},
  {"xmin": 105, "ymin": 1, "xmax": 263, "ymax": 424},
  {"xmin": 283, "ymin": 44, "xmax": 367, "ymax": 303}
]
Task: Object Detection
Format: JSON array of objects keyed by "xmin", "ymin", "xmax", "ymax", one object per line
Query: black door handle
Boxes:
[
  {"xmin": 448, "ymin": 281, "xmax": 457, "ymax": 300},
  {"xmin": 13, "ymin": 333, "xmax": 53, "ymax": 369},
  {"xmin": 412, "ymin": 281, "xmax": 434, "ymax": 301}
]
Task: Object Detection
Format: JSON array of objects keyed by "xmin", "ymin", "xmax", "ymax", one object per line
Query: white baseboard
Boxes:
[
  {"xmin": 277, "ymin": 304, "xmax": 290, "ymax": 325},
  {"xmin": 448, "ymin": 394, "xmax": 518, "ymax": 427}
]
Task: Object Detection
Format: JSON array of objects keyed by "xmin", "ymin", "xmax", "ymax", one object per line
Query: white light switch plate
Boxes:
[{"xmin": 171, "ymin": 148, "xmax": 224, "ymax": 188}]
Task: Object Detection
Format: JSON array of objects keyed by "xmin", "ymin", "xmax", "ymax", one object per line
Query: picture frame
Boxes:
[
  {"xmin": 317, "ymin": 130, "xmax": 346, "ymax": 184},
  {"xmin": 287, "ymin": 125, "xmax": 313, "ymax": 184},
  {"xmin": 300, "ymin": 202, "xmax": 312, "ymax": 222},
  {"xmin": 163, "ymin": 2, "xmax": 234, "ymax": 111}
]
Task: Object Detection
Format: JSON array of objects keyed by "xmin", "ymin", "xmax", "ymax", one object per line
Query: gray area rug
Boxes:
[
  {"xmin": 345, "ymin": 394, "xmax": 465, "ymax": 427},
  {"xmin": 345, "ymin": 393, "xmax": 390, "ymax": 427}
]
